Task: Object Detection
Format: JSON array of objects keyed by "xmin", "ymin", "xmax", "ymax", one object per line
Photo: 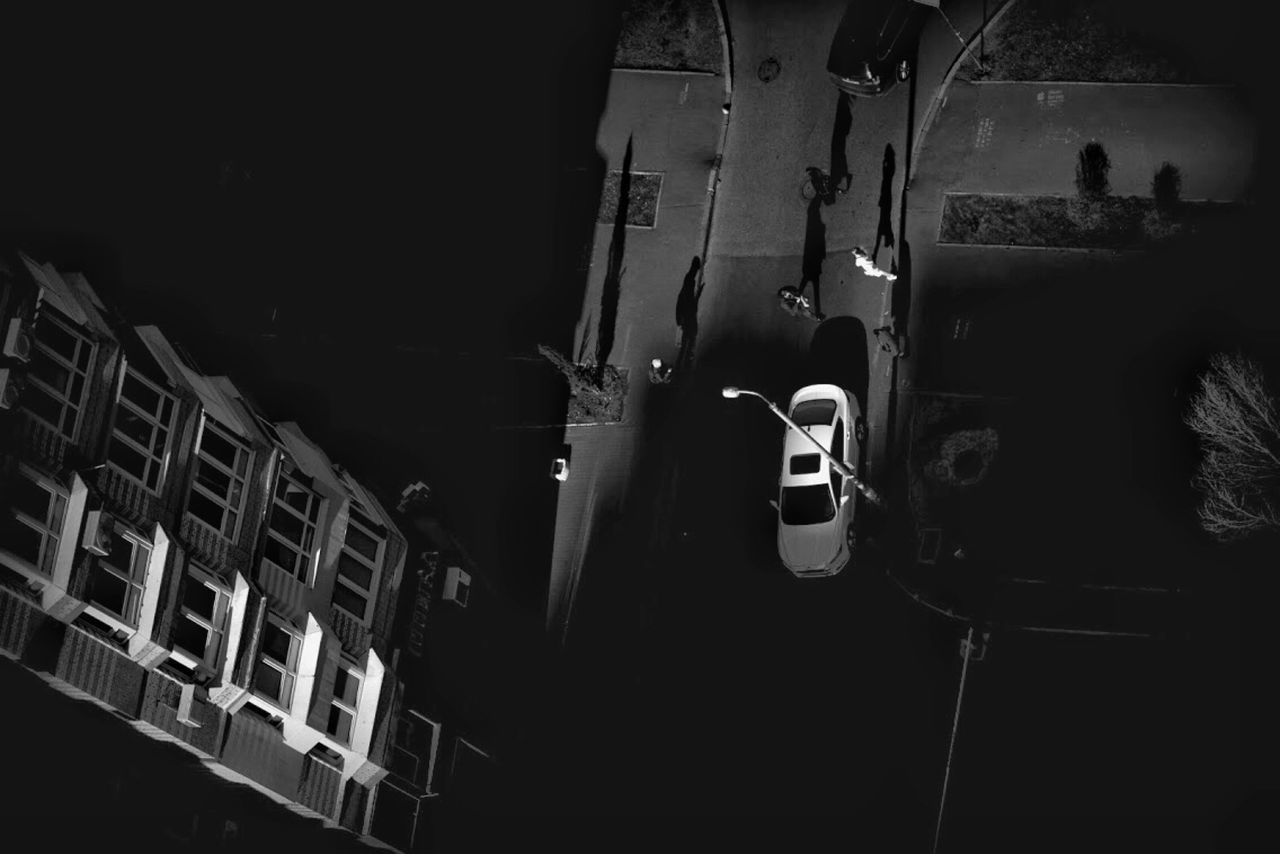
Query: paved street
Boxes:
[
  {"xmin": 1, "ymin": 0, "xmax": 1265, "ymax": 842},
  {"xmin": 515, "ymin": 0, "xmax": 963, "ymax": 829},
  {"xmin": 523, "ymin": 0, "xmax": 1257, "ymax": 838}
]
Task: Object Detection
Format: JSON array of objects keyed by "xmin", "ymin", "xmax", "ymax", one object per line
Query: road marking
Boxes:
[
  {"xmin": 974, "ymin": 117, "xmax": 994, "ymax": 150},
  {"xmin": 1036, "ymin": 89, "xmax": 1065, "ymax": 110},
  {"xmin": 679, "ymin": 81, "xmax": 689, "ymax": 105}
]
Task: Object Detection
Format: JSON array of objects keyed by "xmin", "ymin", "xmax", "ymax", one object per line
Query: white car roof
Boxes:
[{"xmin": 780, "ymin": 384, "xmax": 848, "ymax": 488}]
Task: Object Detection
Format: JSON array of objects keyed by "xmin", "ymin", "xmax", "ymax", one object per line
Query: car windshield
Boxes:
[
  {"xmin": 791, "ymin": 399, "xmax": 836, "ymax": 426},
  {"xmin": 780, "ymin": 484, "xmax": 836, "ymax": 525}
]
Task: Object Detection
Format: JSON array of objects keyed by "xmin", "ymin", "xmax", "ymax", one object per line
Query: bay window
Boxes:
[
  {"xmin": 262, "ymin": 467, "xmax": 321, "ymax": 583},
  {"xmin": 86, "ymin": 528, "xmax": 151, "ymax": 627},
  {"xmin": 22, "ymin": 306, "xmax": 95, "ymax": 442},
  {"xmin": 252, "ymin": 615, "xmax": 300, "ymax": 709},
  {"xmin": 170, "ymin": 563, "xmax": 230, "ymax": 672},
  {"xmin": 6, "ymin": 467, "xmax": 67, "ymax": 576},
  {"xmin": 107, "ymin": 367, "xmax": 177, "ymax": 494},
  {"xmin": 332, "ymin": 507, "xmax": 384, "ymax": 622},
  {"xmin": 187, "ymin": 416, "xmax": 253, "ymax": 541},
  {"xmin": 325, "ymin": 662, "xmax": 363, "ymax": 745}
]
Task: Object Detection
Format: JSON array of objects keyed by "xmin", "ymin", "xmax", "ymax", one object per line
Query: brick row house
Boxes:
[{"xmin": 0, "ymin": 251, "xmax": 477, "ymax": 850}]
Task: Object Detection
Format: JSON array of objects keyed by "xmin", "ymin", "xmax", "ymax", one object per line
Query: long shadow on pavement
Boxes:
[
  {"xmin": 594, "ymin": 135, "xmax": 632, "ymax": 369},
  {"xmin": 799, "ymin": 195, "xmax": 828, "ymax": 315}
]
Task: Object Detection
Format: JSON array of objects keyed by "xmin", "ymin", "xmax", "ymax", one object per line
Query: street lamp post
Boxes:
[{"xmin": 722, "ymin": 386, "xmax": 884, "ymax": 506}]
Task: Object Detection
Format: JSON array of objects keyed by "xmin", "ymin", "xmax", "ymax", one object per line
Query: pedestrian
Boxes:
[
  {"xmin": 649, "ymin": 357, "xmax": 674, "ymax": 384},
  {"xmin": 853, "ymin": 246, "xmax": 897, "ymax": 281},
  {"xmin": 873, "ymin": 322, "xmax": 907, "ymax": 359}
]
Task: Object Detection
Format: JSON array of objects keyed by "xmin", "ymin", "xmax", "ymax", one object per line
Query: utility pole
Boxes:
[{"xmin": 933, "ymin": 625, "xmax": 980, "ymax": 854}]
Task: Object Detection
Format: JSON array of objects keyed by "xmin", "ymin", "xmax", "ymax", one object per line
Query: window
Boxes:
[
  {"xmin": 325, "ymin": 662, "xmax": 363, "ymax": 745},
  {"xmin": 829, "ymin": 420, "xmax": 845, "ymax": 498},
  {"xmin": 262, "ymin": 467, "xmax": 321, "ymax": 582},
  {"xmin": 86, "ymin": 528, "xmax": 151, "ymax": 627},
  {"xmin": 187, "ymin": 417, "xmax": 253, "ymax": 540},
  {"xmin": 389, "ymin": 711, "xmax": 440, "ymax": 789},
  {"xmin": 779, "ymin": 484, "xmax": 836, "ymax": 526},
  {"xmin": 791, "ymin": 399, "xmax": 836, "ymax": 427},
  {"xmin": 253, "ymin": 615, "xmax": 300, "ymax": 708},
  {"xmin": 332, "ymin": 507, "xmax": 384, "ymax": 622},
  {"xmin": 22, "ymin": 305, "xmax": 95, "ymax": 441},
  {"xmin": 170, "ymin": 564, "xmax": 230, "ymax": 671},
  {"xmin": 7, "ymin": 467, "xmax": 67, "ymax": 576},
  {"xmin": 107, "ymin": 367, "xmax": 178, "ymax": 494},
  {"xmin": 789, "ymin": 453, "xmax": 821, "ymax": 475}
]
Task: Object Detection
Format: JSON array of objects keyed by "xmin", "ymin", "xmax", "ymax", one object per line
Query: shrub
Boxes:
[
  {"xmin": 1151, "ymin": 161, "xmax": 1183, "ymax": 215},
  {"xmin": 538, "ymin": 344, "xmax": 628, "ymax": 424},
  {"xmin": 1075, "ymin": 141, "xmax": 1111, "ymax": 201}
]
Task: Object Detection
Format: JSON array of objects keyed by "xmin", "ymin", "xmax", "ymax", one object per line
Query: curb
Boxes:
[
  {"xmin": 688, "ymin": 0, "xmax": 734, "ymax": 374},
  {"xmin": 886, "ymin": 568, "xmax": 969, "ymax": 623},
  {"xmin": 969, "ymin": 79, "xmax": 1243, "ymax": 89},
  {"xmin": 613, "ymin": 67, "xmax": 718, "ymax": 77},
  {"xmin": 908, "ymin": 0, "xmax": 1020, "ymax": 187}
]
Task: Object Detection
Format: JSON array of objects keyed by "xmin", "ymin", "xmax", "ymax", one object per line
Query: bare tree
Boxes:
[{"xmin": 1184, "ymin": 352, "xmax": 1280, "ymax": 541}]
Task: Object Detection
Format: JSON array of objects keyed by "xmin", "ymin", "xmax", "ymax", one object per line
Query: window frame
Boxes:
[
  {"xmin": 169, "ymin": 562, "xmax": 231, "ymax": 673},
  {"xmin": 262, "ymin": 466, "xmax": 322, "ymax": 584},
  {"xmin": 85, "ymin": 527, "xmax": 152, "ymax": 629},
  {"xmin": 7, "ymin": 464, "xmax": 68, "ymax": 577},
  {"xmin": 389, "ymin": 710, "xmax": 441, "ymax": 790},
  {"xmin": 187, "ymin": 415, "xmax": 254, "ymax": 542},
  {"xmin": 252, "ymin": 613, "xmax": 301, "ymax": 710},
  {"xmin": 325, "ymin": 660, "xmax": 364, "ymax": 746},
  {"xmin": 106, "ymin": 365, "xmax": 178, "ymax": 496},
  {"xmin": 331, "ymin": 508, "xmax": 384, "ymax": 624},
  {"xmin": 22, "ymin": 305, "xmax": 96, "ymax": 442}
]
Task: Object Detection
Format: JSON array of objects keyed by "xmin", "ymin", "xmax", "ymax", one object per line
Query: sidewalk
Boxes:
[
  {"xmin": 545, "ymin": 66, "xmax": 728, "ymax": 640},
  {"xmin": 888, "ymin": 0, "xmax": 1258, "ymax": 631},
  {"xmin": 910, "ymin": 80, "xmax": 1256, "ymax": 204}
]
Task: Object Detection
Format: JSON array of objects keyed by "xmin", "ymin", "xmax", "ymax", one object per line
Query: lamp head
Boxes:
[{"xmin": 721, "ymin": 386, "xmax": 741, "ymax": 399}]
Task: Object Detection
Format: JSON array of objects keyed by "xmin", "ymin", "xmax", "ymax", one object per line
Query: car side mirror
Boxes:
[
  {"xmin": 769, "ymin": 499, "xmax": 780, "ymax": 512},
  {"xmin": 840, "ymin": 494, "xmax": 850, "ymax": 506}
]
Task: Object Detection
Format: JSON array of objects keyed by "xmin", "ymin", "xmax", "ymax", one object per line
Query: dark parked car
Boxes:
[{"xmin": 827, "ymin": 0, "xmax": 932, "ymax": 97}]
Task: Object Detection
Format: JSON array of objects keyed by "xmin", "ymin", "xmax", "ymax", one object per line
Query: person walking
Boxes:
[
  {"xmin": 873, "ymin": 315, "xmax": 908, "ymax": 359},
  {"xmin": 649, "ymin": 357, "xmax": 674, "ymax": 384},
  {"xmin": 853, "ymin": 246, "xmax": 897, "ymax": 281}
]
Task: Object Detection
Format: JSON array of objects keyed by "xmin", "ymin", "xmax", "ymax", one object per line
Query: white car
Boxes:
[{"xmin": 772, "ymin": 384, "xmax": 865, "ymax": 578}]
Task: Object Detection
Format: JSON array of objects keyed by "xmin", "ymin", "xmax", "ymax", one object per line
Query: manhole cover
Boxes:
[{"xmin": 757, "ymin": 57, "xmax": 781, "ymax": 83}]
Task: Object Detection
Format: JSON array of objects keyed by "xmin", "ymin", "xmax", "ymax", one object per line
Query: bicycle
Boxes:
[
  {"xmin": 778, "ymin": 286, "xmax": 823, "ymax": 321},
  {"xmin": 800, "ymin": 167, "xmax": 848, "ymax": 204}
]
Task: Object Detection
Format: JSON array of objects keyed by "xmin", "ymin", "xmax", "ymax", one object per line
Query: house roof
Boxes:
[{"xmin": 133, "ymin": 326, "xmax": 256, "ymax": 440}]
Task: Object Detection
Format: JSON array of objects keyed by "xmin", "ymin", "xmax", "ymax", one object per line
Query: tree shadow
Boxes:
[
  {"xmin": 829, "ymin": 93, "xmax": 853, "ymax": 194},
  {"xmin": 675, "ymin": 255, "xmax": 703, "ymax": 368},
  {"xmin": 595, "ymin": 134, "xmax": 632, "ymax": 372},
  {"xmin": 872, "ymin": 143, "xmax": 896, "ymax": 259},
  {"xmin": 799, "ymin": 195, "xmax": 827, "ymax": 316}
]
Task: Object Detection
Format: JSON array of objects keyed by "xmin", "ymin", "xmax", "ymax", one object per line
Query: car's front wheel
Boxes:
[
  {"xmin": 854, "ymin": 417, "xmax": 868, "ymax": 443},
  {"xmin": 846, "ymin": 522, "xmax": 858, "ymax": 554},
  {"xmin": 896, "ymin": 59, "xmax": 911, "ymax": 82}
]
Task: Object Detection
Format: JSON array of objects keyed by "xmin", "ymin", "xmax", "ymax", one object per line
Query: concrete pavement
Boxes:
[
  {"xmin": 888, "ymin": 0, "xmax": 1259, "ymax": 633},
  {"xmin": 911, "ymin": 81, "xmax": 1257, "ymax": 203},
  {"xmin": 545, "ymin": 64, "xmax": 728, "ymax": 640}
]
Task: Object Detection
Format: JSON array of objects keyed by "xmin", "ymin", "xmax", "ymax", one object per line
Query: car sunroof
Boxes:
[{"xmin": 789, "ymin": 453, "xmax": 822, "ymax": 475}]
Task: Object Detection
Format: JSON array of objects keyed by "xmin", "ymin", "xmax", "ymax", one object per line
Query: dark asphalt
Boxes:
[{"xmin": 1, "ymin": 0, "xmax": 1273, "ymax": 843}]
